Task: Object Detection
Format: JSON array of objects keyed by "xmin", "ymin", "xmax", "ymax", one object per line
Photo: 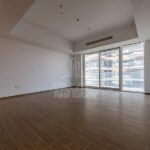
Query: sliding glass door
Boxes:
[
  {"xmin": 84, "ymin": 49, "xmax": 120, "ymax": 89},
  {"xmin": 84, "ymin": 53, "xmax": 99, "ymax": 87},
  {"xmin": 122, "ymin": 43, "xmax": 144, "ymax": 92},
  {"xmin": 84, "ymin": 42, "xmax": 144, "ymax": 92},
  {"xmin": 100, "ymin": 49, "xmax": 120, "ymax": 89}
]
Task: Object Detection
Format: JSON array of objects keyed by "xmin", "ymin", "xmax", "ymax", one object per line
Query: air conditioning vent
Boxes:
[{"xmin": 86, "ymin": 36, "xmax": 113, "ymax": 46}]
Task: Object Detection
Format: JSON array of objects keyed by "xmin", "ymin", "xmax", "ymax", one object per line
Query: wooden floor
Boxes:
[{"xmin": 0, "ymin": 88, "xmax": 150, "ymax": 150}]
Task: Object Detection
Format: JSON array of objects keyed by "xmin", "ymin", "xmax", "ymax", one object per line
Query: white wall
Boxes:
[
  {"xmin": 144, "ymin": 40, "xmax": 150, "ymax": 94},
  {"xmin": 0, "ymin": 37, "xmax": 72, "ymax": 98},
  {"xmin": 75, "ymin": 23, "xmax": 138, "ymax": 52},
  {"xmin": 11, "ymin": 20, "xmax": 73, "ymax": 53},
  {"xmin": 131, "ymin": 0, "xmax": 150, "ymax": 40}
]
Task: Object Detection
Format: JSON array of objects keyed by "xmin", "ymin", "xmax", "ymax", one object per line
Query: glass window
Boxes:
[
  {"xmin": 100, "ymin": 49, "xmax": 120, "ymax": 88},
  {"xmin": 85, "ymin": 53, "xmax": 99, "ymax": 87},
  {"xmin": 122, "ymin": 43, "xmax": 144, "ymax": 92},
  {"xmin": 84, "ymin": 42, "xmax": 144, "ymax": 93}
]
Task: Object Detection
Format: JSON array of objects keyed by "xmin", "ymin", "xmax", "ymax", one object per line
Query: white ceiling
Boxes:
[
  {"xmin": 0, "ymin": 0, "xmax": 34, "ymax": 35},
  {"xmin": 23, "ymin": 0, "xmax": 134, "ymax": 42},
  {"xmin": 131, "ymin": 0, "xmax": 150, "ymax": 40}
]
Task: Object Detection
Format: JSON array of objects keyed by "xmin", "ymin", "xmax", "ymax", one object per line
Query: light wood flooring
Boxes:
[{"xmin": 0, "ymin": 88, "xmax": 150, "ymax": 150}]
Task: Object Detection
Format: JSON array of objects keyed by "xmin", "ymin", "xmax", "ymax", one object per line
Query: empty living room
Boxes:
[{"xmin": 0, "ymin": 0, "xmax": 150, "ymax": 149}]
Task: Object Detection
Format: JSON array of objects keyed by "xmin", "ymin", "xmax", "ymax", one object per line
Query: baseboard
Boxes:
[
  {"xmin": 1, "ymin": 87, "xmax": 148, "ymax": 100},
  {"xmin": 75, "ymin": 86, "xmax": 146, "ymax": 94},
  {"xmin": 72, "ymin": 86, "xmax": 83, "ymax": 88},
  {"xmin": 0, "ymin": 86, "xmax": 73, "ymax": 100},
  {"xmin": 145, "ymin": 93, "xmax": 150, "ymax": 95}
]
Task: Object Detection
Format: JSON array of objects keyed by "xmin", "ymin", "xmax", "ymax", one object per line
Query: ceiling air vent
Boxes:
[{"xmin": 86, "ymin": 36, "xmax": 113, "ymax": 46}]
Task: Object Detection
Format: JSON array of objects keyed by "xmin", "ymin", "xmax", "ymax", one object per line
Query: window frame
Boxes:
[
  {"xmin": 122, "ymin": 42, "xmax": 145, "ymax": 92},
  {"xmin": 84, "ymin": 52, "xmax": 100, "ymax": 88},
  {"xmin": 83, "ymin": 47, "xmax": 121, "ymax": 90},
  {"xmin": 99, "ymin": 48, "xmax": 121, "ymax": 90},
  {"xmin": 83, "ymin": 42, "xmax": 144, "ymax": 93}
]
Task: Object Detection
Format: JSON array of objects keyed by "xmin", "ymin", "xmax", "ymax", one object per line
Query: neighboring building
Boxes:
[{"xmin": 85, "ymin": 43, "xmax": 144, "ymax": 92}]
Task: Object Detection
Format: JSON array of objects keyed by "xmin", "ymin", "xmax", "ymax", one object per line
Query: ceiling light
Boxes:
[
  {"xmin": 59, "ymin": 4, "xmax": 63, "ymax": 15},
  {"xmin": 76, "ymin": 18, "xmax": 80, "ymax": 22}
]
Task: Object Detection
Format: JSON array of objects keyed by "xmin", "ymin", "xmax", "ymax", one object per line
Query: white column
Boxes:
[
  {"xmin": 73, "ymin": 54, "xmax": 83, "ymax": 87},
  {"xmin": 144, "ymin": 40, "xmax": 150, "ymax": 93}
]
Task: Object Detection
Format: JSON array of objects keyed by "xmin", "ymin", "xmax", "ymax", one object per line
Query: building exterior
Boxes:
[{"xmin": 84, "ymin": 43, "xmax": 144, "ymax": 92}]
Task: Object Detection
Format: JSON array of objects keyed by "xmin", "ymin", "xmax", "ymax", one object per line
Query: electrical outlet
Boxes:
[{"xmin": 14, "ymin": 86, "xmax": 19, "ymax": 89}]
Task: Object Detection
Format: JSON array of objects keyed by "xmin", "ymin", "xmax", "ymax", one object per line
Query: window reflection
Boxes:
[
  {"xmin": 122, "ymin": 43, "xmax": 144, "ymax": 92},
  {"xmin": 100, "ymin": 49, "xmax": 119, "ymax": 88},
  {"xmin": 85, "ymin": 53, "xmax": 99, "ymax": 87}
]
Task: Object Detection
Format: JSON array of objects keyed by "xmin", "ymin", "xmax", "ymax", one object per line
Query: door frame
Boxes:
[
  {"xmin": 99, "ymin": 47, "xmax": 121, "ymax": 90},
  {"xmin": 83, "ymin": 52, "xmax": 100, "ymax": 88},
  {"xmin": 83, "ymin": 47, "xmax": 121, "ymax": 90}
]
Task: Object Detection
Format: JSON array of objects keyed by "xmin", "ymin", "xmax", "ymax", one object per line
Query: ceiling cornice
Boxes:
[{"xmin": 0, "ymin": 34, "xmax": 73, "ymax": 55}]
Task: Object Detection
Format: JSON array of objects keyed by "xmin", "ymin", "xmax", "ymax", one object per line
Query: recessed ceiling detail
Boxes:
[
  {"xmin": 0, "ymin": 0, "xmax": 34, "ymax": 35},
  {"xmin": 86, "ymin": 36, "xmax": 113, "ymax": 46},
  {"xmin": 21, "ymin": 0, "xmax": 134, "ymax": 42}
]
